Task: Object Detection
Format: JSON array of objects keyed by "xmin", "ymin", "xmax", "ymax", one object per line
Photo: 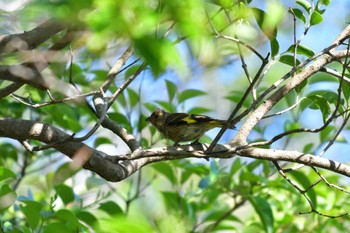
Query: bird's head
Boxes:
[{"xmin": 146, "ymin": 108, "xmax": 169, "ymax": 127}]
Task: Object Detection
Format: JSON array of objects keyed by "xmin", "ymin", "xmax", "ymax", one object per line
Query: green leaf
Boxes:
[
  {"xmin": 20, "ymin": 203, "xmax": 42, "ymax": 229},
  {"xmin": 342, "ymin": 82, "xmax": 350, "ymax": 102},
  {"xmin": 43, "ymin": 222, "xmax": 70, "ymax": 233},
  {"xmin": 99, "ymin": 201, "xmax": 124, "ymax": 216},
  {"xmin": 76, "ymin": 211, "xmax": 99, "ymax": 228},
  {"xmin": 279, "ymin": 55, "xmax": 301, "ymax": 67},
  {"xmin": 289, "ymin": 8, "xmax": 306, "ymax": 23},
  {"xmin": 0, "ymin": 143, "xmax": 18, "ymax": 161},
  {"xmin": 0, "ymin": 184, "xmax": 16, "ymax": 210},
  {"xmin": 252, "ymin": 8, "xmax": 277, "ymax": 39},
  {"xmin": 52, "ymin": 162, "xmax": 80, "ymax": 185},
  {"xmin": 155, "ymin": 101, "xmax": 176, "ymax": 112},
  {"xmin": 94, "ymin": 137, "xmax": 112, "ymax": 147},
  {"xmin": 151, "ymin": 163, "xmax": 176, "ymax": 184},
  {"xmin": 0, "ymin": 167, "xmax": 16, "ymax": 181},
  {"xmin": 306, "ymin": 95, "xmax": 331, "ymax": 122},
  {"xmin": 287, "ymin": 44, "xmax": 315, "ymax": 57},
  {"xmin": 165, "ymin": 79, "xmax": 177, "ymax": 102},
  {"xmin": 178, "ymin": 89, "xmax": 206, "ymax": 104},
  {"xmin": 85, "ymin": 176, "xmax": 106, "ymax": 189},
  {"xmin": 55, "ymin": 184, "xmax": 75, "ymax": 205},
  {"xmin": 289, "ymin": 170, "xmax": 317, "ymax": 208},
  {"xmin": 203, "ymin": 209, "xmax": 242, "ymax": 223},
  {"xmin": 188, "ymin": 107, "xmax": 211, "ymax": 114},
  {"xmin": 296, "ymin": 0, "xmax": 312, "ymax": 13},
  {"xmin": 310, "ymin": 11, "xmax": 323, "ymax": 25},
  {"xmin": 303, "ymin": 143, "xmax": 314, "ymax": 153},
  {"xmin": 127, "ymin": 88, "xmax": 139, "ymax": 108},
  {"xmin": 247, "ymin": 195, "xmax": 274, "ymax": 233},
  {"xmin": 108, "ymin": 112, "xmax": 131, "ymax": 131},
  {"xmin": 56, "ymin": 209, "xmax": 80, "ymax": 230},
  {"xmin": 295, "ymin": 79, "xmax": 308, "ymax": 93},
  {"xmin": 161, "ymin": 191, "xmax": 190, "ymax": 215},
  {"xmin": 270, "ymin": 38, "xmax": 279, "ymax": 57},
  {"xmin": 320, "ymin": 125, "xmax": 334, "ymax": 142},
  {"xmin": 124, "ymin": 65, "xmax": 142, "ymax": 79},
  {"xmin": 134, "ymin": 36, "xmax": 182, "ymax": 75}
]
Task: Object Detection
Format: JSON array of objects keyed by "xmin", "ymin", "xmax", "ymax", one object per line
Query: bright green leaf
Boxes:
[
  {"xmin": 289, "ymin": 171, "xmax": 317, "ymax": 208},
  {"xmin": 289, "ymin": 8, "xmax": 306, "ymax": 23},
  {"xmin": 20, "ymin": 204, "xmax": 41, "ymax": 229},
  {"xmin": 287, "ymin": 44, "xmax": 315, "ymax": 57},
  {"xmin": 0, "ymin": 185, "xmax": 16, "ymax": 210},
  {"xmin": 52, "ymin": 162, "xmax": 80, "ymax": 185},
  {"xmin": 94, "ymin": 137, "xmax": 112, "ymax": 147},
  {"xmin": 55, "ymin": 184, "xmax": 75, "ymax": 205},
  {"xmin": 297, "ymin": 0, "xmax": 312, "ymax": 13},
  {"xmin": 76, "ymin": 211, "xmax": 99, "ymax": 228},
  {"xmin": 279, "ymin": 55, "xmax": 301, "ymax": 67},
  {"xmin": 99, "ymin": 201, "xmax": 124, "ymax": 216},
  {"xmin": 188, "ymin": 107, "xmax": 211, "ymax": 114},
  {"xmin": 0, "ymin": 167, "xmax": 16, "ymax": 181},
  {"xmin": 43, "ymin": 222, "xmax": 70, "ymax": 233},
  {"xmin": 178, "ymin": 89, "xmax": 206, "ymax": 104},
  {"xmin": 151, "ymin": 163, "xmax": 176, "ymax": 184},
  {"xmin": 165, "ymin": 79, "xmax": 177, "ymax": 102},
  {"xmin": 307, "ymin": 95, "xmax": 331, "ymax": 122},
  {"xmin": 127, "ymin": 88, "xmax": 139, "ymax": 108},
  {"xmin": 310, "ymin": 11, "xmax": 323, "ymax": 25},
  {"xmin": 248, "ymin": 195, "xmax": 274, "ymax": 233},
  {"xmin": 303, "ymin": 143, "xmax": 314, "ymax": 153}
]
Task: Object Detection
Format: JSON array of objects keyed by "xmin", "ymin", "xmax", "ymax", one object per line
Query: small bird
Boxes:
[{"xmin": 146, "ymin": 108, "xmax": 235, "ymax": 145}]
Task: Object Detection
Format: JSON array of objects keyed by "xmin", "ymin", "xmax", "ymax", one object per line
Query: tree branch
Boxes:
[
  {"xmin": 0, "ymin": 19, "xmax": 66, "ymax": 54},
  {"xmin": 2, "ymin": 118, "xmax": 350, "ymax": 182}
]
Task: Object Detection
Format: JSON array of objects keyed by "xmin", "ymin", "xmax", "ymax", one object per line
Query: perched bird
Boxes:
[{"xmin": 146, "ymin": 108, "xmax": 235, "ymax": 145}]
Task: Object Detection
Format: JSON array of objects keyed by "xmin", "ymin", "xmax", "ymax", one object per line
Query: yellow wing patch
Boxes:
[{"xmin": 181, "ymin": 116, "xmax": 197, "ymax": 124}]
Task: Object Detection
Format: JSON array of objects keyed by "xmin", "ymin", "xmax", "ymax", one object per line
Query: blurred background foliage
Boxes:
[{"xmin": 1, "ymin": 0, "xmax": 350, "ymax": 232}]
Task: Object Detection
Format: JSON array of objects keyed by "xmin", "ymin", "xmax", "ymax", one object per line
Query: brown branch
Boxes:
[
  {"xmin": 0, "ymin": 19, "xmax": 66, "ymax": 54},
  {"xmin": 2, "ymin": 118, "xmax": 350, "ymax": 183},
  {"xmin": 232, "ymin": 48, "xmax": 350, "ymax": 145}
]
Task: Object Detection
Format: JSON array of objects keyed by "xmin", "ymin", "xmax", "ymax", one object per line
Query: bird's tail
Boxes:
[{"xmin": 209, "ymin": 120, "xmax": 236, "ymax": 129}]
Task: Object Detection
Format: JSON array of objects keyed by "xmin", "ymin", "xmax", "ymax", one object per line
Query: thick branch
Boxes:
[
  {"xmin": 232, "ymin": 49, "xmax": 350, "ymax": 145},
  {"xmin": 0, "ymin": 19, "xmax": 66, "ymax": 54},
  {"xmin": 1, "ymin": 118, "xmax": 350, "ymax": 182}
]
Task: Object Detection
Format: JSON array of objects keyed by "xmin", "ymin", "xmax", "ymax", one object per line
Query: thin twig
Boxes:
[
  {"xmin": 207, "ymin": 53, "xmax": 270, "ymax": 152},
  {"xmin": 263, "ymin": 97, "xmax": 306, "ymax": 119},
  {"xmin": 273, "ymin": 161, "xmax": 346, "ymax": 218},
  {"xmin": 11, "ymin": 90, "xmax": 101, "ymax": 108}
]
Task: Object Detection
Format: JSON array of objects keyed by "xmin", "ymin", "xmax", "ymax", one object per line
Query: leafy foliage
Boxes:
[{"xmin": 1, "ymin": 0, "xmax": 350, "ymax": 233}]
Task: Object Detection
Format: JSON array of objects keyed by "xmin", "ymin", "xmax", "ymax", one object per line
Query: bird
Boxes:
[{"xmin": 145, "ymin": 108, "xmax": 235, "ymax": 146}]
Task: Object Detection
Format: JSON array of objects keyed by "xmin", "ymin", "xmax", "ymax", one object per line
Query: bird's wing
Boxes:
[{"xmin": 166, "ymin": 113, "xmax": 216, "ymax": 126}]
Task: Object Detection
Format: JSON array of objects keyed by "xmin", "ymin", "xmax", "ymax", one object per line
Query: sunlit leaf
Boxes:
[
  {"xmin": 306, "ymin": 95, "xmax": 331, "ymax": 122},
  {"xmin": 310, "ymin": 11, "xmax": 323, "ymax": 26},
  {"xmin": 247, "ymin": 195, "xmax": 274, "ymax": 233},
  {"xmin": 52, "ymin": 162, "xmax": 81, "ymax": 185},
  {"xmin": 296, "ymin": 0, "xmax": 312, "ymax": 13},
  {"xmin": 178, "ymin": 89, "xmax": 207, "ymax": 104},
  {"xmin": 99, "ymin": 201, "xmax": 124, "ymax": 216},
  {"xmin": 279, "ymin": 55, "xmax": 301, "ymax": 67},
  {"xmin": 127, "ymin": 88, "xmax": 139, "ymax": 108},
  {"xmin": 0, "ymin": 185, "xmax": 16, "ymax": 210},
  {"xmin": 55, "ymin": 184, "xmax": 75, "ymax": 205},
  {"xmin": 165, "ymin": 79, "xmax": 178, "ymax": 102},
  {"xmin": 289, "ymin": 171, "xmax": 317, "ymax": 208},
  {"xmin": 0, "ymin": 167, "xmax": 16, "ymax": 181},
  {"xmin": 289, "ymin": 8, "xmax": 306, "ymax": 23},
  {"xmin": 151, "ymin": 163, "xmax": 176, "ymax": 184},
  {"xmin": 287, "ymin": 44, "xmax": 315, "ymax": 57}
]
